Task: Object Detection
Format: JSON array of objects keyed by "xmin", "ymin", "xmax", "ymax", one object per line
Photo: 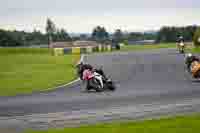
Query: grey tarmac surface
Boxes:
[{"xmin": 1, "ymin": 49, "xmax": 200, "ymax": 132}]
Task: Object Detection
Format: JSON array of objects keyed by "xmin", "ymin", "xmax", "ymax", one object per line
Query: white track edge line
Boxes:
[{"xmin": 42, "ymin": 54, "xmax": 85, "ymax": 91}]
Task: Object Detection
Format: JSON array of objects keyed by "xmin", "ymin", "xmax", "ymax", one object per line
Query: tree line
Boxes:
[
  {"xmin": 156, "ymin": 25, "xmax": 199, "ymax": 43},
  {"xmin": 0, "ymin": 18, "xmax": 73, "ymax": 47},
  {"xmin": 0, "ymin": 18, "xmax": 199, "ymax": 47},
  {"xmin": 0, "ymin": 29, "xmax": 48, "ymax": 47}
]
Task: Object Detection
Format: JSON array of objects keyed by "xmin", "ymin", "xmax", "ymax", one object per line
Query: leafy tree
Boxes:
[
  {"xmin": 193, "ymin": 27, "xmax": 200, "ymax": 47},
  {"xmin": 128, "ymin": 32, "xmax": 144, "ymax": 41},
  {"xmin": 0, "ymin": 29, "xmax": 48, "ymax": 47},
  {"xmin": 46, "ymin": 18, "xmax": 56, "ymax": 44},
  {"xmin": 92, "ymin": 26, "xmax": 109, "ymax": 43},
  {"xmin": 122, "ymin": 40, "xmax": 128, "ymax": 45},
  {"xmin": 156, "ymin": 25, "xmax": 198, "ymax": 43},
  {"xmin": 0, "ymin": 30, "xmax": 22, "ymax": 46},
  {"xmin": 54, "ymin": 29, "xmax": 72, "ymax": 42}
]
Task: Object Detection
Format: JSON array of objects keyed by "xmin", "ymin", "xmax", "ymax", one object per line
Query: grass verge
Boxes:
[
  {"xmin": 120, "ymin": 43, "xmax": 176, "ymax": 51},
  {"xmin": 188, "ymin": 47, "xmax": 200, "ymax": 54},
  {"xmin": 26, "ymin": 114, "xmax": 200, "ymax": 133},
  {"xmin": 0, "ymin": 52, "xmax": 80, "ymax": 96},
  {"xmin": 0, "ymin": 48, "xmax": 52, "ymax": 54},
  {"xmin": 91, "ymin": 43, "xmax": 176, "ymax": 54}
]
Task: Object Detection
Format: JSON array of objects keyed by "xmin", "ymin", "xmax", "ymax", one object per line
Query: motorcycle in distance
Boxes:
[
  {"xmin": 185, "ymin": 53, "xmax": 200, "ymax": 79},
  {"xmin": 82, "ymin": 68, "xmax": 116, "ymax": 92},
  {"xmin": 178, "ymin": 41, "xmax": 185, "ymax": 54}
]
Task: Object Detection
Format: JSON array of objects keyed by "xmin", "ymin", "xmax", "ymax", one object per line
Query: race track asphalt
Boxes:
[{"xmin": 1, "ymin": 49, "xmax": 200, "ymax": 132}]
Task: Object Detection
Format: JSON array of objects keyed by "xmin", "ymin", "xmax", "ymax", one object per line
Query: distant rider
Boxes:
[{"xmin": 177, "ymin": 36, "xmax": 184, "ymax": 49}]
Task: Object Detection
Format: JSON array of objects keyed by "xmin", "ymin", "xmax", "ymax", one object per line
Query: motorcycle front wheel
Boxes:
[
  {"xmin": 106, "ymin": 81, "xmax": 116, "ymax": 91},
  {"xmin": 89, "ymin": 78, "xmax": 103, "ymax": 92}
]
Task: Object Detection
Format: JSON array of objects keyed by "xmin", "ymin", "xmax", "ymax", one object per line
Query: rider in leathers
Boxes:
[{"xmin": 76, "ymin": 62, "xmax": 107, "ymax": 91}]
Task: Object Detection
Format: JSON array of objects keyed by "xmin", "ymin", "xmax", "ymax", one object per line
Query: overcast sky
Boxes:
[{"xmin": 0, "ymin": 0, "xmax": 200, "ymax": 33}]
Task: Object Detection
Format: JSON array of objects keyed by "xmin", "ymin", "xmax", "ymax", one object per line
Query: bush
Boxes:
[
  {"xmin": 193, "ymin": 27, "xmax": 200, "ymax": 47},
  {"xmin": 123, "ymin": 40, "xmax": 129, "ymax": 45}
]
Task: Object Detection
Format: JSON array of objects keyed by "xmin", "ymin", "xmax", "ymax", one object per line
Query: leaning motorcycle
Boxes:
[
  {"xmin": 82, "ymin": 69, "xmax": 116, "ymax": 92},
  {"xmin": 82, "ymin": 69, "xmax": 104, "ymax": 92}
]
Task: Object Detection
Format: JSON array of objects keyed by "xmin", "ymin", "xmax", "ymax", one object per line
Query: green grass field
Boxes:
[
  {"xmin": 93, "ymin": 43, "xmax": 176, "ymax": 54},
  {"xmin": 27, "ymin": 114, "xmax": 200, "ymax": 133},
  {"xmin": 120, "ymin": 43, "xmax": 200, "ymax": 54},
  {"xmin": 0, "ymin": 48, "xmax": 52, "ymax": 55},
  {"xmin": 189, "ymin": 47, "xmax": 200, "ymax": 53},
  {"xmin": 0, "ymin": 48, "xmax": 80, "ymax": 96},
  {"xmin": 120, "ymin": 43, "xmax": 176, "ymax": 51}
]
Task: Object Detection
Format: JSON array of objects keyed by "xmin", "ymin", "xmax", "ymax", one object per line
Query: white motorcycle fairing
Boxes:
[
  {"xmin": 93, "ymin": 72, "xmax": 104, "ymax": 88},
  {"xmin": 180, "ymin": 42, "xmax": 184, "ymax": 46}
]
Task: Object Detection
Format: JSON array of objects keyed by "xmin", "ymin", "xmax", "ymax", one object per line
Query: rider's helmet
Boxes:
[
  {"xmin": 185, "ymin": 53, "xmax": 199, "ymax": 65},
  {"xmin": 178, "ymin": 36, "xmax": 183, "ymax": 43},
  {"xmin": 179, "ymin": 36, "xmax": 183, "ymax": 39},
  {"xmin": 185, "ymin": 53, "xmax": 192, "ymax": 62}
]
